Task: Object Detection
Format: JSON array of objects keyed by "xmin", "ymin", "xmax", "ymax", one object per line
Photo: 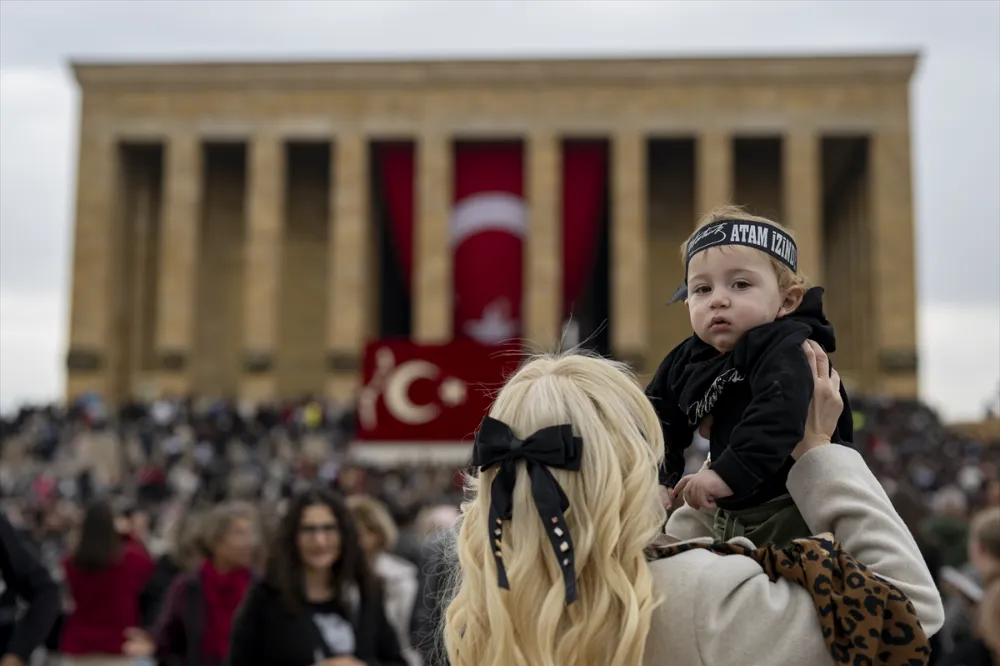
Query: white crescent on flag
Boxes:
[
  {"xmin": 384, "ymin": 359, "xmax": 440, "ymax": 425},
  {"xmin": 450, "ymin": 192, "xmax": 528, "ymax": 247}
]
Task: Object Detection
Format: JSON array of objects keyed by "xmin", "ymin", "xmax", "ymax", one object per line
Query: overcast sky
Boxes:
[{"xmin": 1, "ymin": 0, "xmax": 998, "ymax": 421}]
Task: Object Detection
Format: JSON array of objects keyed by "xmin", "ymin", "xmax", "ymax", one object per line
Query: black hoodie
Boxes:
[
  {"xmin": 0, "ymin": 513, "xmax": 61, "ymax": 664},
  {"xmin": 646, "ymin": 287, "xmax": 854, "ymax": 511}
]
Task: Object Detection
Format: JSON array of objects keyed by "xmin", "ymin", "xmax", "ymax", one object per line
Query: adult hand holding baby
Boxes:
[{"xmin": 791, "ymin": 339, "xmax": 843, "ymax": 460}]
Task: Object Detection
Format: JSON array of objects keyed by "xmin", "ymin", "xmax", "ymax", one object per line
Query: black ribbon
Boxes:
[
  {"xmin": 667, "ymin": 219, "xmax": 799, "ymax": 305},
  {"xmin": 471, "ymin": 415, "xmax": 583, "ymax": 604}
]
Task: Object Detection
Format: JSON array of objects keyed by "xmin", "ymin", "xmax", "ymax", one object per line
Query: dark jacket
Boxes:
[
  {"xmin": 139, "ymin": 553, "xmax": 183, "ymax": 629},
  {"xmin": 228, "ymin": 579, "xmax": 406, "ymax": 666},
  {"xmin": 0, "ymin": 513, "xmax": 60, "ymax": 663},
  {"xmin": 151, "ymin": 571, "xmax": 229, "ymax": 666},
  {"xmin": 647, "ymin": 287, "xmax": 854, "ymax": 510}
]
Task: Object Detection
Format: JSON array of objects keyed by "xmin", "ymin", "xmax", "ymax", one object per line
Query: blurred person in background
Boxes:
[
  {"xmin": 138, "ymin": 502, "xmax": 205, "ymax": 629},
  {"xmin": 0, "ymin": 511, "xmax": 60, "ymax": 666},
  {"xmin": 59, "ymin": 500, "xmax": 154, "ymax": 664},
  {"xmin": 986, "ymin": 480, "xmax": 1000, "ymax": 509},
  {"xmin": 124, "ymin": 501, "xmax": 257, "ymax": 666},
  {"xmin": 410, "ymin": 505, "xmax": 459, "ymax": 666},
  {"xmin": 942, "ymin": 507, "xmax": 999, "ymax": 666},
  {"xmin": 122, "ymin": 505, "xmax": 152, "ymax": 552},
  {"xmin": 926, "ymin": 487, "xmax": 972, "ymax": 568},
  {"xmin": 969, "ymin": 507, "xmax": 1000, "ymax": 662},
  {"xmin": 891, "ymin": 487, "xmax": 948, "ymax": 664},
  {"xmin": 348, "ymin": 495, "xmax": 421, "ymax": 666},
  {"xmin": 228, "ymin": 487, "xmax": 405, "ymax": 666}
]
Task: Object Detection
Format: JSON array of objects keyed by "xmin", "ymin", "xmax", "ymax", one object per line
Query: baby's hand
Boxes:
[
  {"xmin": 658, "ymin": 485, "xmax": 673, "ymax": 511},
  {"xmin": 673, "ymin": 469, "xmax": 733, "ymax": 510}
]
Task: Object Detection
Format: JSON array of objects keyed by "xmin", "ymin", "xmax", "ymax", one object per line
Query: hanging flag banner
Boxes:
[
  {"xmin": 561, "ymin": 141, "xmax": 607, "ymax": 318},
  {"xmin": 451, "ymin": 142, "xmax": 525, "ymax": 344},
  {"xmin": 355, "ymin": 339, "xmax": 521, "ymax": 442},
  {"xmin": 375, "ymin": 140, "xmax": 607, "ymax": 342},
  {"xmin": 376, "ymin": 142, "xmax": 416, "ymax": 289}
]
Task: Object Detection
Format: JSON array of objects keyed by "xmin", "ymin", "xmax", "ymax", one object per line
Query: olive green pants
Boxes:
[{"xmin": 712, "ymin": 494, "xmax": 812, "ymax": 549}]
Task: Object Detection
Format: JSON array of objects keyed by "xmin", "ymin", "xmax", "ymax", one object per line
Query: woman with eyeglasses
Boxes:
[{"xmin": 228, "ymin": 488, "xmax": 406, "ymax": 666}]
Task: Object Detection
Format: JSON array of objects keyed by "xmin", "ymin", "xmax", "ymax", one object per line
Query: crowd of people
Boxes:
[
  {"xmin": 0, "ymin": 394, "xmax": 461, "ymax": 665},
  {"xmin": 0, "ymin": 379, "xmax": 996, "ymax": 665}
]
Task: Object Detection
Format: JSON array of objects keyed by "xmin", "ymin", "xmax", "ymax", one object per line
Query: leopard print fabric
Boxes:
[{"xmin": 648, "ymin": 533, "xmax": 931, "ymax": 665}]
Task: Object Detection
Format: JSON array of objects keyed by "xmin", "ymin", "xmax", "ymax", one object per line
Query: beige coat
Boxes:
[{"xmin": 643, "ymin": 446, "xmax": 945, "ymax": 666}]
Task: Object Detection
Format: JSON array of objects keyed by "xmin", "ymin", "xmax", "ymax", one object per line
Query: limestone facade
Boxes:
[{"xmin": 65, "ymin": 55, "xmax": 920, "ymax": 404}]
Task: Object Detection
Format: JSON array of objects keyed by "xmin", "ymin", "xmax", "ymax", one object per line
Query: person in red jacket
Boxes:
[
  {"xmin": 60, "ymin": 500, "xmax": 154, "ymax": 663},
  {"xmin": 124, "ymin": 501, "xmax": 258, "ymax": 666}
]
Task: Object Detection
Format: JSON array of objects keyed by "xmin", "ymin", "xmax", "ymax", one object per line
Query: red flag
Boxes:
[
  {"xmin": 356, "ymin": 339, "xmax": 521, "ymax": 442},
  {"xmin": 562, "ymin": 141, "xmax": 607, "ymax": 318},
  {"xmin": 377, "ymin": 142, "xmax": 416, "ymax": 288},
  {"xmin": 452, "ymin": 142, "xmax": 525, "ymax": 344},
  {"xmin": 376, "ymin": 140, "xmax": 606, "ymax": 341}
]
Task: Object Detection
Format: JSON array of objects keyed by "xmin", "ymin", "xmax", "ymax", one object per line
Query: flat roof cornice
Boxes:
[{"xmin": 71, "ymin": 53, "xmax": 920, "ymax": 90}]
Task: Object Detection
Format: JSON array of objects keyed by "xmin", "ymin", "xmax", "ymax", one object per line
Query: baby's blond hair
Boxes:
[{"xmin": 681, "ymin": 205, "xmax": 809, "ymax": 292}]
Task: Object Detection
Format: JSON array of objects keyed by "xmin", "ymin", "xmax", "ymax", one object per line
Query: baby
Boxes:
[{"xmin": 647, "ymin": 205, "xmax": 854, "ymax": 548}]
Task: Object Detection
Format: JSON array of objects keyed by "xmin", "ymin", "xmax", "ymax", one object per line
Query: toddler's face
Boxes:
[{"xmin": 685, "ymin": 245, "xmax": 793, "ymax": 352}]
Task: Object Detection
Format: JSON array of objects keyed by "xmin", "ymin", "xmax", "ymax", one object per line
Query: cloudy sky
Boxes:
[{"xmin": 1, "ymin": 0, "xmax": 998, "ymax": 421}]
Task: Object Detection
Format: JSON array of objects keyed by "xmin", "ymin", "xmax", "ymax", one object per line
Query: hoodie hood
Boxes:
[{"xmin": 783, "ymin": 286, "xmax": 836, "ymax": 352}]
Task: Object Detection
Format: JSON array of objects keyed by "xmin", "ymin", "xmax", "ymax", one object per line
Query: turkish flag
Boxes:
[
  {"xmin": 452, "ymin": 142, "xmax": 525, "ymax": 344},
  {"xmin": 355, "ymin": 339, "xmax": 521, "ymax": 442},
  {"xmin": 376, "ymin": 140, "xmax": 606, "ymax": 339}
]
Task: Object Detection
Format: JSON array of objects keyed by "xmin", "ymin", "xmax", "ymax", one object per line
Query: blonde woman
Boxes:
[{"xmin": 443, "ymin": 343, "xmax": 945, "ymax": 666}]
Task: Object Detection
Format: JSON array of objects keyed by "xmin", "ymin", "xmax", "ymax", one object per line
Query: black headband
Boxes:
[
  {"xmin": 668, "ymin": 219, "xmax": 799, "ymax": 304},
  {"xmin": 471, "ymin": 415, "xmax": 583, "ymax": 604}
]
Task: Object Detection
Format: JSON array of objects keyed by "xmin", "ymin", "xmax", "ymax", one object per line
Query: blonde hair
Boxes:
[
  {"xmin": 971, "ymin": 507, "xmax": 1000, "ymax": 559},
  {"xmin": 202, "ymin": 501, "xmax": 257, "ymax": 552},
  {"xmin": 444, "ymin": 352, "xmax": 666, "ymax": 666},
  {"xmin": 347, "ymin": 495, "xmax": 399, "ymax": 553},
  {"xmin": 682, "ymin": 205, "xmax": 809, "ymax": 292}
]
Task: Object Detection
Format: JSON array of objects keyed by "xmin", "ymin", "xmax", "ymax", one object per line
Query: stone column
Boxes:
[
  {"xmin": 66, "ymin": 130, "xmax": 118, "ymax": 402},
  {"xmin": 783, "ymin": 131, "xmax": 823, "ymax": 285},
  {"xmin": 413, "ymin": 133, "xmax": 453, "ymax": 343},
  {"xmin": 696, "ymin": 131, "xmax": 733, "ymax": 218},
  {"xmin": 870, "ymin": 129, "xmax": 918, "ymax": 397},
  {"xmin": 326, "ymin": 134, "xmax": 370, "ymax": 401},
  {"xmin": 241, "ymin": 133, "xmax": 286, "ymax": 403},
  {"xmin": 611, "ymin": 131, "xmax": 649, "ymax": 368},
  {"xmin": 128, "ymin": 165, "xmax": 156, "ymax": 395},
  {"xmin": 523, "ymin": 132, "xmax": 562, "ymax": 350},
  {"xmin": 155, "ymin": 132, "xmax": 202, "ymax": 397}
]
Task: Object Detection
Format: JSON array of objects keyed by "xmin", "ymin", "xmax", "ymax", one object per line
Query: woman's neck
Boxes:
[
  {"xmin": 211, "ymin": 557, "xmax": 235, "ymax": 574},
  {"xmin": 303, "ymin": 567, "xmax": 333, "ymax": 602}
]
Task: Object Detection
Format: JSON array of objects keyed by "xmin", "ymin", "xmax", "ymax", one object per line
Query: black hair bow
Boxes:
[{"xmin": 471, "ymin": 415, "xmax": 583, "ymax": 604}]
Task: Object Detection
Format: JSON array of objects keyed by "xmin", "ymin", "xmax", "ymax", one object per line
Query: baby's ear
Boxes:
[{"xmin": 778, "ymin": 286, "xmax": 805, "ymax": 318}]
